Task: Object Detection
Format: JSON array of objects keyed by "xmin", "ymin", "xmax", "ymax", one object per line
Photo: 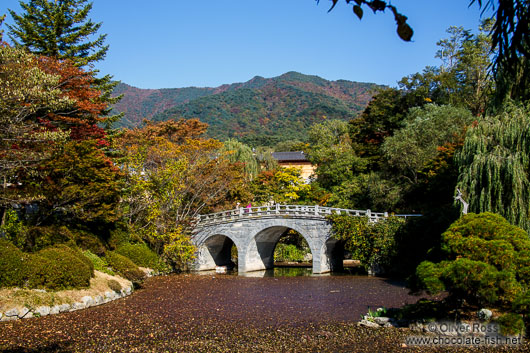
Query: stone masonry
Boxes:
[{"xmin": 192, "ymin": 217, "xmax": 343, "ymax": 274}]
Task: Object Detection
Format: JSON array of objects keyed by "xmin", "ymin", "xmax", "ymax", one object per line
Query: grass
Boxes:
[{"xmin": 0, "ymin": 271, "xmax": 131, "ymax": 312}]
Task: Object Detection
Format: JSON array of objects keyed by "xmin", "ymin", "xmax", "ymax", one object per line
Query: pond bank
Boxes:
[{"xmin": 0, "ymin": 274, "xmax": 527, "ymax": 352}]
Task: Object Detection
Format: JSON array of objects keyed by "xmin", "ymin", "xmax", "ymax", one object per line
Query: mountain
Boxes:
[{"xmin": 112, "ymin": 72, "xmax": 382, "ymax": 146}]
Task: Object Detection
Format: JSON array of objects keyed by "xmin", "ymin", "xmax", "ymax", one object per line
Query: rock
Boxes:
[
  {"xmin": 35, "ymin": 306, "xmax": 50, "ymax": 317},
  {"xmin": 125, "ymin": 286, "xmax": 132, "ymax": 295},
  {"xmin": 383, "ymin": 322, "xmax": 393, "ymax": 328},
  {"xmin": 373, "ymin": 317, "xmax": 390, "ymax": 325},
  {"xmin": 18, "ymin": 307, "xmax": 31, "ymax": 319},
  {"xmin": 5, "ymin": 308, "xmax": 19, "ymax": 317},
  {"xmin": 0, "ymin": 312, "xmax": 2, "ymax": 320},
  {"xmin": 50, "ymin": 306, "xmax": 60, "ymax": 315},
  {"xmin": 81, "ymin": 296, "xmax": 95, "ymax": 307},
  {"xmin": 71, "ymin": 302, "xmax": 86, "ymax": 311},
  {"xmin": 358, "ymin": 319, "xmax": 381, "ymax": 328},
  {"xmin": 58, "ymin": 304, "xmax": 70, "ymax": 313},
  {"xmin": 1, "ymin": 315, "xmax": 18, "ymax": 322},
  {"xmin": 478, "ymin": 308, "xmax": 492, "ymax": 321},
  {"xmin": 94, "ymin": 295, "xmax": 103, "ymax": 305},
  {"xmin": 104, "ymin": 291, "xmax": 114, "ymax": 300}
]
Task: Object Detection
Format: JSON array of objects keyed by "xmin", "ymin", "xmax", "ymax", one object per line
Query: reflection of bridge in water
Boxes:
[{"xmin": 192, "ymin": 205, "xmax": 419, "ymax": 274}]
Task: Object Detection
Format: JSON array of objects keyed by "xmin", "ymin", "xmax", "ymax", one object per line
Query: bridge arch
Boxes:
[
  {"xmin": 242, "ymin": 225, "xmax": 314, "ymax": 272},
  {"xmin": 194, "ymin": 233, "xmax": 241, "ymax": 271}
]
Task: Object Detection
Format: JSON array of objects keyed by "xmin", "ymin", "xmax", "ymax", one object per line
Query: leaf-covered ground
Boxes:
[{"xmin": 0, "ymin": 274, "xmax": 527, "ymax": 352}]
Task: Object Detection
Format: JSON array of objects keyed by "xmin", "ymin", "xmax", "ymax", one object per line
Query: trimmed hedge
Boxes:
[
  {"xmin": 0, "ymin": 239, "xmax": 29, "ymax": 287},
  {"xmin": 30, "ymin": 245, "xmax": 93, "ymax": 290},
  {"xmin": 0, "ymin": 240, "xmax": 94, "ymax": 290},
  {"xmin": 105, "ymin": 251, "xmax": 145, "ymax": 283},
  {"xmin": 116, "ymin": 242, "xmax": 167, "ymax": 272}
]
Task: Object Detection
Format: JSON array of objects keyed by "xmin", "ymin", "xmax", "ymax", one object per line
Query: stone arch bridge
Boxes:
[{"xmin": 192, "ymin": 205, "xmax": 418, "ymax": 274}]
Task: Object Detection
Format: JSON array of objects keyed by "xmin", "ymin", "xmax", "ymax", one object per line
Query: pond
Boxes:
[{"xmin": 0, "ymin": 273, "xmax": 480, "ymax": 352}]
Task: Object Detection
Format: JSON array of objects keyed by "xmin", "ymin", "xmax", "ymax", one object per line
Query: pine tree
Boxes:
[
  {"xmin": 0, "ymin": 15, "xmax": 5, "ymax": 42},
  {"xmin": 7, "ymin": 0, "xmax": 121, "ymax": 125}
]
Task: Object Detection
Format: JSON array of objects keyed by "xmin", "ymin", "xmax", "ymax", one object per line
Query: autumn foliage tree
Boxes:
[
  {"xmin": 1, "ymin": 42, "xmax": 122, "ymax": 227},
  {"xmin": 117, "ymin": 119, "xmax": 248, "ymax": 268}
]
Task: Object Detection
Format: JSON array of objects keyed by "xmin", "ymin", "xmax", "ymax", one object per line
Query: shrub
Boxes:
[
  {"xmin": 0, "ymin": 209, "xmax": 28, "ymax": 249},
  {"xmin": 0, "ymin": 239, "xmax": 29, "ymax": 288},
  {"xmin": 108, "ymin": 226, "xmax": 142, "ymax": 249},
  {"xmin": 116, "ymin": 242, "xmax": 167, "ymax": 272},
  {"xmin": 83, "ymin": 250, "xmax": 115, "ymax": 275},
  {"xmin": 105, "ymin": 251, "xmax": 145, "ymax": 283},
  {"xmin": 496, "ymin": 313, "xmax": 525, "ymax": 336},
  {"xmin": 328, "ymin": 214, "xmax": 405, "ymax": 273},
  {"xmin": 416, "ymin": 213, "xmax": 530, "ymax": 307},
  {"xmin": 274, "ymin": 243, "xmax": 305, "ymax": 262},
  {"xmin": 54, "ymin": 244, "xmax": 94, "ymax": 275},
  {"xmin": 107, "ymin": 279, "xmax": 122, "ymax": 293},
  {"xmin": 159, "ymin": 229, "xmax": 196, "ymax": 271},
  {"xmin": 28, "ymin": 245, "xmax": 93, "ymax": 290}
]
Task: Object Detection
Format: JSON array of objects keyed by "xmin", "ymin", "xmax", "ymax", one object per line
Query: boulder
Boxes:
[
  {"xmin": 71, "ymin": 302, "xmax": 86, "ymax": 311},
  {"xmin": 373, "ymin": 317, "xmax": 390, "ymax": 325},
  {"xmin": 94, "ymin": 295, "xmax": 103, "ymax": 305},
  {"xmin": 35, "ymin": 306, "xmax": 50, "ymax": 317},
  {"xmin": 58, "ymin": 304, "xmax": 70, "ymax": 312},
  {"xmin": 5, "ymin": 308, "xmax": 19, "ymax": 318},
  {"xmin": 478, "ymin": 308, "xmax": 492, "ymax": 321},
  {"xmin": 18, "ymin": 307, "xmax": 32, "ymax": 319},
  {"xmin": 50, "ymin": 306, "xmax": 61, "ymax": 315},
  {"xmin": 81, "ymin": 296, "xmax": 95, "ymax": 307},
  {"xmin": 358, "ymin": 319, "xmax": 381, "ymax": 328}
]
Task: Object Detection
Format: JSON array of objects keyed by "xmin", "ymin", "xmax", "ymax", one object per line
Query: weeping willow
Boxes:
[
  {"xmin": 456, "ymin": 103, "xmax": 530, "ymax": 232},
  {"xmin": 220, "ymin": 139, "xmax": 259, "ymax": 180}
]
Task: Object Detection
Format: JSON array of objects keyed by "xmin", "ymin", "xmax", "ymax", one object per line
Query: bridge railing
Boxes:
[{"xmin": 196, "ymin": 204, "xmax": 419, "ymax": 226}]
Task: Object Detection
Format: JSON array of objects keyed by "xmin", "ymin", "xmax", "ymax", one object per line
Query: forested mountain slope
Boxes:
[{"xmin": 112, "ymin": 72, "xmax": 381, "ymax": 146}]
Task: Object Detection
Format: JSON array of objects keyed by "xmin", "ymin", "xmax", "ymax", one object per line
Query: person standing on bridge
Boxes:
[{"xmin": 245, "ymin": 202, "xmax": 252, "ymax": 213}]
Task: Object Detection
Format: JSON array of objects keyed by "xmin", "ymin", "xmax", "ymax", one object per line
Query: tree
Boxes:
[
  {"xmin": 117, "ymin": 120, "xmax": 248, "ymax": 268},
  {"xmin": 308, "ymin": 119, "xmax": 366, "ymax": 191},
  {"xmin": 349, "ymin": 87, "xmax": 413, "ymax": 168},
  {"xmin": 35, "ymin": 139, "xmax": 124, "ymax": 225},
  {"xmin": 8, "ymin": 0, "xmax": 107, "ymax": 66},
  {"xmin": 118, "ymin": 119, "xmax": 246, "ymax": 228},
  {"xmin": 383, "ymin": 104, "xmax": 474, "ymax": 185},
  {"xmin": 416, "ymin": 213, "xmax": 530, "ymax": 308},
  {"xmin": 322, "ymin": 0, "xmax": 528, "ymax": 104},
  {"xmin": 398, "ymin": 23, "xmax": 494, "ymax": 116},
  {"xmin": 220, "ymin": 139, "xmax": 259, "ymax": 180},
  {"xmin": 0, "ymin": 45, "xmax": 73, "ymax": 210},
  {"xmin": 456, "ymin": 103, "xmax": 530, "ymax": 233},
  {"xmin": 251, "ymin": 167, "xmax": 311, "ymax": 204},
  {"xmin": 0, "ymin": 15, "xmax": 5, "ymax": 42},
  {"xmin": 7, "ymin": 0, "xmax": 121, "ymax": 124}
]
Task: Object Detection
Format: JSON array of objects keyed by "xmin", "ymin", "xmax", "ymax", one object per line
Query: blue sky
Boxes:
[{"xmin": 1, "ymin": 1, "xmax": 491, "ymax": 89}]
